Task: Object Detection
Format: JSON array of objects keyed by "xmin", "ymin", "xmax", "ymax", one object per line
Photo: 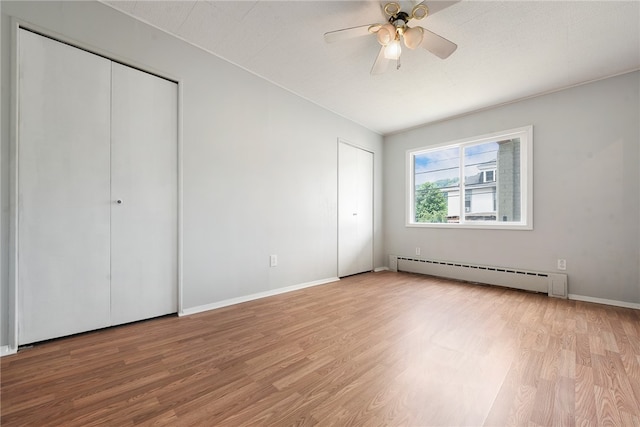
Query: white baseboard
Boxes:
[
  {"xmin": 180, "ymin": 277, "xmax": 340, "ymax": 316},
  {"xmin": 568, "ymin": 294, "xmax": 640, "ymax": 310},
  {"xmin": 374, "ymin": 266, "xmax": 389, "ymax": 272},
  {"xmin": 1, "ymin": 345, "xmax": 17, "ymax": 357}
]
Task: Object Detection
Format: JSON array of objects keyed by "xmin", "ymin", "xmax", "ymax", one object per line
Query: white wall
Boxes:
[
  {"xmin": 384, "ymin": 71, "xmax": 640, "ymax": 305},
  {"xmin": 0, "ymin": 1, "xmax": 384, "ymax": 349}
]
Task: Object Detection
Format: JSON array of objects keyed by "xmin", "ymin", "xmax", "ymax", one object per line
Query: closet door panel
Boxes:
[
  {"xmin": 338, "ymin": 142, "xmax": 373, "ymax": 277},
  {"xmin": 355, "ymin": 147, "xmax": 374, "ymax": 272},
  {"xmin": 338, "ymin": 142, "xmax": 359, "ymax": 277},
  {"xmin": 110, "ymin": 63, "xmax": 178, "ymax": 326},
  {"xmin": 17, "ymin": 30, "xmax": 112, "ymax": 344}
]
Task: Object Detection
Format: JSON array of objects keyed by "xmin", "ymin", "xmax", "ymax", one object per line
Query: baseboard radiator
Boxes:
[{"xmin": 389, "ymin": 255, "xmax": 568, "ymax": 299}]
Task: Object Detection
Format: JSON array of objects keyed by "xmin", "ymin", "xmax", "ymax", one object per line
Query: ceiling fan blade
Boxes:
[
  {"xmin": 419, "ymin": 27, "xmax": 457, "ymax": 59},
  {"xmin": 414, "ymin": 0, "xmax": 461, "ymax": 17},
  {"xmin": 370, "ymin": 46, "xmax": 390, "ymax": 75},
  {"xmin": 324, "ymin": 25, "xmax": 375, "ymax": 43}
]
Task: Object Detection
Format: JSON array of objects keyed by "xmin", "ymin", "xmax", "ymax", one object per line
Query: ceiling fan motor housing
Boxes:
[{"xmin": 389, "ymin": 11, "xmax": 410, "ymax": 27}]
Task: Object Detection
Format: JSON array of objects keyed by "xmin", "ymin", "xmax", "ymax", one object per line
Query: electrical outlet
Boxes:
[
  {"xmin": 557, "ymin": 259, "xmax": 566, "ymax": 271},
  {"xmin": 270, "ymin": 254, "xmax": 278, "ymax": 267},
  {"xmin": 415, "ymin": 247, "xmax": 421, "ymax": 256}
]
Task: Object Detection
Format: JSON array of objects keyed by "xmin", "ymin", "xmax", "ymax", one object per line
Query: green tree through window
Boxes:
[{"xmin": 415, "ymin": 182, "xmax": 447, "ymax": 223}]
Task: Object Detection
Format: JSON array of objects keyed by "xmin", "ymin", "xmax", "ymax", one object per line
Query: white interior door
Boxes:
[
  {"xmin": 18, "ymin": 29, "xmax": 112, "ymax": 344},
  {"xmin": 338, "ymin": 142, "xmax": 373, "ymax": 277},
  {"xmin": 110, "ymin": 63, "xmax": 178, "ymax": 326}
]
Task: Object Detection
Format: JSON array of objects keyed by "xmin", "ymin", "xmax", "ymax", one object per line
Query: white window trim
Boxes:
[{"xmin": 406, "ymin": 125, "xmax": 533, "ymax": 230}]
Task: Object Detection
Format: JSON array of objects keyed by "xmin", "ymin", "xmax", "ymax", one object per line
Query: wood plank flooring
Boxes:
[{"xmin": 2, "ymin": 271, "xmax": 639, "ymax": 426}]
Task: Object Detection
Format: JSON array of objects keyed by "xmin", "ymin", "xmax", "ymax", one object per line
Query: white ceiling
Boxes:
[{"xmin": 104, "ymin": 0, "xmax": 640, "ymax": 135}]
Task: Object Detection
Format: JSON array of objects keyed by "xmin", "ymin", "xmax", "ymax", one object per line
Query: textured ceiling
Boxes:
[{"xmin": 104, "ymin": 0, "xmax": 640, "ymax": 135}]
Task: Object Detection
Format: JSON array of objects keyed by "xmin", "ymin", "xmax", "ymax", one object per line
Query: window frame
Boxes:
[
  {"xmin": 483, "ymin": 170, "xmax": 495, "ymax": 183},
  {"xmin": 406, "ymin": 125, "xmax": 533, "ymax": 230}
]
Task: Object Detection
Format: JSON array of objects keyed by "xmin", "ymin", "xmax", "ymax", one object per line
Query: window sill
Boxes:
[{"xmin": 406, "ymin": 222, "xmax": 533, "ymax": 231}]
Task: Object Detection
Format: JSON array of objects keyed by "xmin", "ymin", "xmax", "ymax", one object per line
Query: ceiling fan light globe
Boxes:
[
  {"xmin": 376, "ymin": 24, "xmax": 396, "ymax": 46},
  {"xmin": 376, "ymin": 31, "xmax": 389, "ymax": 46},
  {"xmin": 383, "ymin": 39, "xmax": 401, "ymax": 60},
  {"xmin": 403, "ymin": 26, "xmax": 424, "ymax": 50}
]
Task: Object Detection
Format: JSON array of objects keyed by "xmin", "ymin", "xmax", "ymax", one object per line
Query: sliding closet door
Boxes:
[
  {"xmin": 17, "ymin": 29, "xmax": 112, "ymax": 344},
  {"xmin": 110, "ymin": 63, "xmax": 178, "ymax": 326}
]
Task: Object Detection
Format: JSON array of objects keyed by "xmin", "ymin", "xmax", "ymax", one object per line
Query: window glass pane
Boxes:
[
  {"xmin": 464, "ymin": 142, "xmax": 498, "ymax": 222},
  {"xmin": 414, "ymin": 147, "xmax": 459, "ymax": 223}
]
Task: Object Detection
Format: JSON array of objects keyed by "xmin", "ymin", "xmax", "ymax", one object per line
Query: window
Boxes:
[
  {"xmin": 408, "ymin": 126, "xmax": 532, "ymax": 229},
  {"xmin": 483, "ymin": 170, "xmax": 495, "ymax": 183}
]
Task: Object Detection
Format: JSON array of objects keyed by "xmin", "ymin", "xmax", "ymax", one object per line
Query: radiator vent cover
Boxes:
[{"xmin": 390, "ymin": 255, "xmax": 567, "ymax": 298}]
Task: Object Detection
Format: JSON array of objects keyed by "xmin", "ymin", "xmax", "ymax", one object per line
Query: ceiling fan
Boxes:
[{"xmin": 324, "ymin": 1, "xmax": 459, "ymax": 75}]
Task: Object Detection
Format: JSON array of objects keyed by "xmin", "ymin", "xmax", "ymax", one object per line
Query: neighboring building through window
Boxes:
[{"xmin": 408, "ymin": 126, "xmax": 532, "ymax": 229}]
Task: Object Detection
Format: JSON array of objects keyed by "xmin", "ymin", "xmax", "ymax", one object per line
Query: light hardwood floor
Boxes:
[{"xmin": 2, "ymin": 271, "xmax": 639, "ymax": 426}]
